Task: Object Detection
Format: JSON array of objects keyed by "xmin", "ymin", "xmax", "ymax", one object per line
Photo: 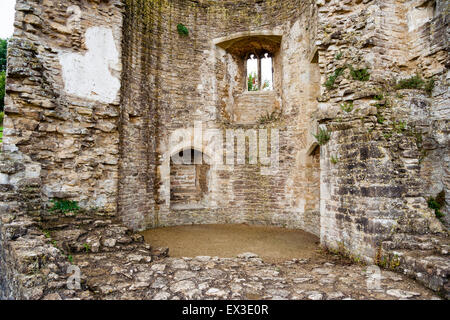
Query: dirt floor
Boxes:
[{"xmin": 141, "ymin": 224, "xmax": 321, "ymax": 263}]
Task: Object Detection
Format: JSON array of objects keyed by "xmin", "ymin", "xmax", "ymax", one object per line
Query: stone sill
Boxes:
[
  {"xmin": 240, "ymin": 90, "xmax": 275, "ymax": 96},
  {"xmin": 170, "ymin": 203, "xmax": 207, "ymax": 211}
]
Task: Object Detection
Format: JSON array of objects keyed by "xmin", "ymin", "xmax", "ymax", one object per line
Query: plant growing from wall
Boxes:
[
  {"xmin": 177, "ymin": 23, "xmax": 189, "ymax": 36},
  {"xmin": 324, "ymin": 67, "xmax": 344, "ymax": 90},
  {"xmin": 427, "ymin": 190, "xmax": 446, "ymax": 219},
  {"xmin": 330, "ymin": 155, "xmax": 339, "ymax": 164},
  {"xmin": 392, "ymin": 121, "xmax": 406, "ymax": 133},
  {"xmin": 374, "ymin": 93, "xmax": 384, "ymax": 101},
  {"xmin": 335, "ymin": 51, "xmax": 343, "ymax": 60},
  {"xmin": 424, "ymin": 77, "xmax": 435, "ymax": 96},
  {"xmin": 49, "ymin": 199, "xmax": 80, "ymax": 214},
  {"xmin": 389, "ymin": 254, "xmax": 401, "ymax": 270},
  {"xmin": 396, "ymin": 75, "xmax": 424, "ymax": 90},
  {"xmin": 83, "ymin": 243, "xmax": 91, "ymax": 253},
  {"xmin": 314, "ymin": 127, "xmax": 331, "ymax": 146},
  {"xmin": 340, "ymin": 101, "xmax": 354, "ymax": 113},
  {"xmin": 377, "ymin": 115, "xmax": 385, "ymax": 125},
  {"xmin": 348, "ymin": 65, "xmax": 370, "ymax": 81},
  {"xmin": 395, "ymin": 75, "xmax": 436, "ymax": 97},
  {"xmin": 258, "ymin": 111, "xmax": 280, "ymax": 124}
]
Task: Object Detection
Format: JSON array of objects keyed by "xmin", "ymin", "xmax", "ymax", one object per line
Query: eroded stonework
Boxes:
[{"xmin": 0, "ymin": 0, "xmax": 449, "ymax": 299}]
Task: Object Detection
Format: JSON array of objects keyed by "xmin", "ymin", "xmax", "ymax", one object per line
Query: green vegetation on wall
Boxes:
[
  {"xmin": 340, "ymin": 101, "xmax": 354, "ymax": 113},
  {"xmin": 49, "ymin": 199, "xmax": 80, "ymax": 214},
  {"xmin": 324, "ymin": 62, "xmax": 371, "ymax": 90},
  {"xmin": 396, "ymin": 75, "xmax": 424, "ymax": 90},
  {"xmin": 314, "ymin": 127, "xmax": 331, "ymax": 146},
  {"xmin": 324, "ymin": 67, "xmax": 344, "ymax": 90},
  {"xmin": 395, "ymin": 75, "xmax": 435, "ymax": 96},
  {"xmin": 177, "ymin": 23, "xmax": 189, "ymax": 36},
  {"xmin": 428, "ymin": 190, "xmax": 446, "ymax": 220},
  {"xmin": 348, "ymin": 65, "xmax": 370, "ymax": 82}
]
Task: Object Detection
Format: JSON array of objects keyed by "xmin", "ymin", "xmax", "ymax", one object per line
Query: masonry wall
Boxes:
[
  {"xmin": 0, "ymin": 151, "xmax": 71, "ymax": 299},
  {"xmin": 3, "ymin": 0, "xmax": 124, "ymax": 214},
  {"xmin": 316, "ymin": 0, "xmax": 449, "ymax": 261},
  {"xmin": 119, "ymin": 0, "xmax": 322, "ymax": 235},
  {"xmin": 2, "ymin": 0, "xmax": 447, "ymax": 264}
]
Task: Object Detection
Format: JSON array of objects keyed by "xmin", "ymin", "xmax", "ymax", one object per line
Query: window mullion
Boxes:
[{"xmin": 258, "ymin": 57, "xmax": 262, "ymax": 91}]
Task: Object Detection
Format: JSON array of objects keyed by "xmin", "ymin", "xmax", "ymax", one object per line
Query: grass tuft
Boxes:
[{"xmin": 49, "ymin": 199, "xmax": 80, "ymax": 214}]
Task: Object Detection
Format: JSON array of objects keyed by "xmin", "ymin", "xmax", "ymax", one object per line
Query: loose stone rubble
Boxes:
[
  {"xmin": 0, "ymin": 189, "xmax": 443, "ymax": 300},
  {"xmin": 71, "ymin": 254, "xmax": 443, "ymax": 300}
]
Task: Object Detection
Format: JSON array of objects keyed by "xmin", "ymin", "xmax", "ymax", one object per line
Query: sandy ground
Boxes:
[{"xmin": 141, "ymin": 224, "xmax": 321, "ymax": 263}]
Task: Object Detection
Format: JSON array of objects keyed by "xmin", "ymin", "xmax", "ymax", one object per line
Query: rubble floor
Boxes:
[
  {"xmin": 71, "ymin": 251, "xmax": 442, "ymax": 300},
  {"xmin": 64, "ymin": 224, "xmax": 441, "ymax": 300}
]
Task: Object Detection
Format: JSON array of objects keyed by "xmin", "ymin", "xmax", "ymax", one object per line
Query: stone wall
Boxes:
[
  {"xmin": 119, "ymin": 0, "xmax": 321, "ymax": 235},
  {"xmin": 315, "ymin": 0, "xmax": 449, "ymax": 261},
  {"xmin": 0, "ymin": 150, "xmax": 164, "ymax": 300},
  {"xmin": 3, "ymin": 0, "xmax": 124, "ymax": 214},
  {"xmin": 1, "ymin": 0, "xmax": 449, "ymax": 298},
  {"xmin": 2, "ymin": 0, "xmax": 321, "ymax": 235},
  {"xmin": 0, "ymin": 151, "xmax": 71, "ymax": 299}
]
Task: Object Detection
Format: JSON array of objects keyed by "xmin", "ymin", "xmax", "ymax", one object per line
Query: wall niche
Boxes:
[{"xmin": 214, "ymin": 33, "xmax": 283, "ymax": 125}]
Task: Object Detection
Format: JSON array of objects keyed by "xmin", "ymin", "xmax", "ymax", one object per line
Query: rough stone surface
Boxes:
[{"xmin": 37, "ymin": 252, "xmax": 444, "ymax": 300}]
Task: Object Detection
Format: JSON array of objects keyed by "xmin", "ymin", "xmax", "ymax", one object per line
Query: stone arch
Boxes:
[
  {"xmin": 213, "ymin": 32, "xmax": 283, "ymax": 124},
  {"xmin": 213, "ymin": 31, "xmax": 283, "ymax": 55},
  {"xmin": 169, "ymin": 148, "xmax": 211, "ymax": 210}
]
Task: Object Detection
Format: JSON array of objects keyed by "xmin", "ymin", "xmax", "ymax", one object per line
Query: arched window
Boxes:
[
  {"xmin": 261, "ymin": 53, "xmax": 273, "ymax": 91},
  {"xmin": 246, "ymin": 52, "xmax": 273, "ymax": 92},
  {"xmin": 247, "ymin": 54, "xmax": 259, "ymax": 91}
]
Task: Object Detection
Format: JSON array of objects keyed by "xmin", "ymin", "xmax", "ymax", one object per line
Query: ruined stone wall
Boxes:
[
  {"xmin": 3, "ymin": 0, "xmax": 124, "ymax": 214},
  {"xmin": 119, "ymin": 0, "xmax": 322, "ymax": 235},
  {"xmin": 0, "ymin": 0, "xmax": 322, "ymax": 235},
  {"xmin": 1, "ymin": 0, "xmax": 449, "ymax": 299},
  {"xmin": 316, "ymin": 0, "xmax": 449, "ymax": 261},
  {"xmin": 2, "ymin": 0, "xmax": 446, "ymax": 266},
  {"xmin": 0, "ymin": 151, "xmax": 71, "ymax": 299}
]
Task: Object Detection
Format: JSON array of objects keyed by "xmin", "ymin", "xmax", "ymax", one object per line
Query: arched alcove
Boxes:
[
  {"xmin": 214, "ymin": 32, "xmax": 283, "ymax": 124},
  {"xmin": 170, "ymin": 149, "xmax": 211, "ymax": 209}
]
